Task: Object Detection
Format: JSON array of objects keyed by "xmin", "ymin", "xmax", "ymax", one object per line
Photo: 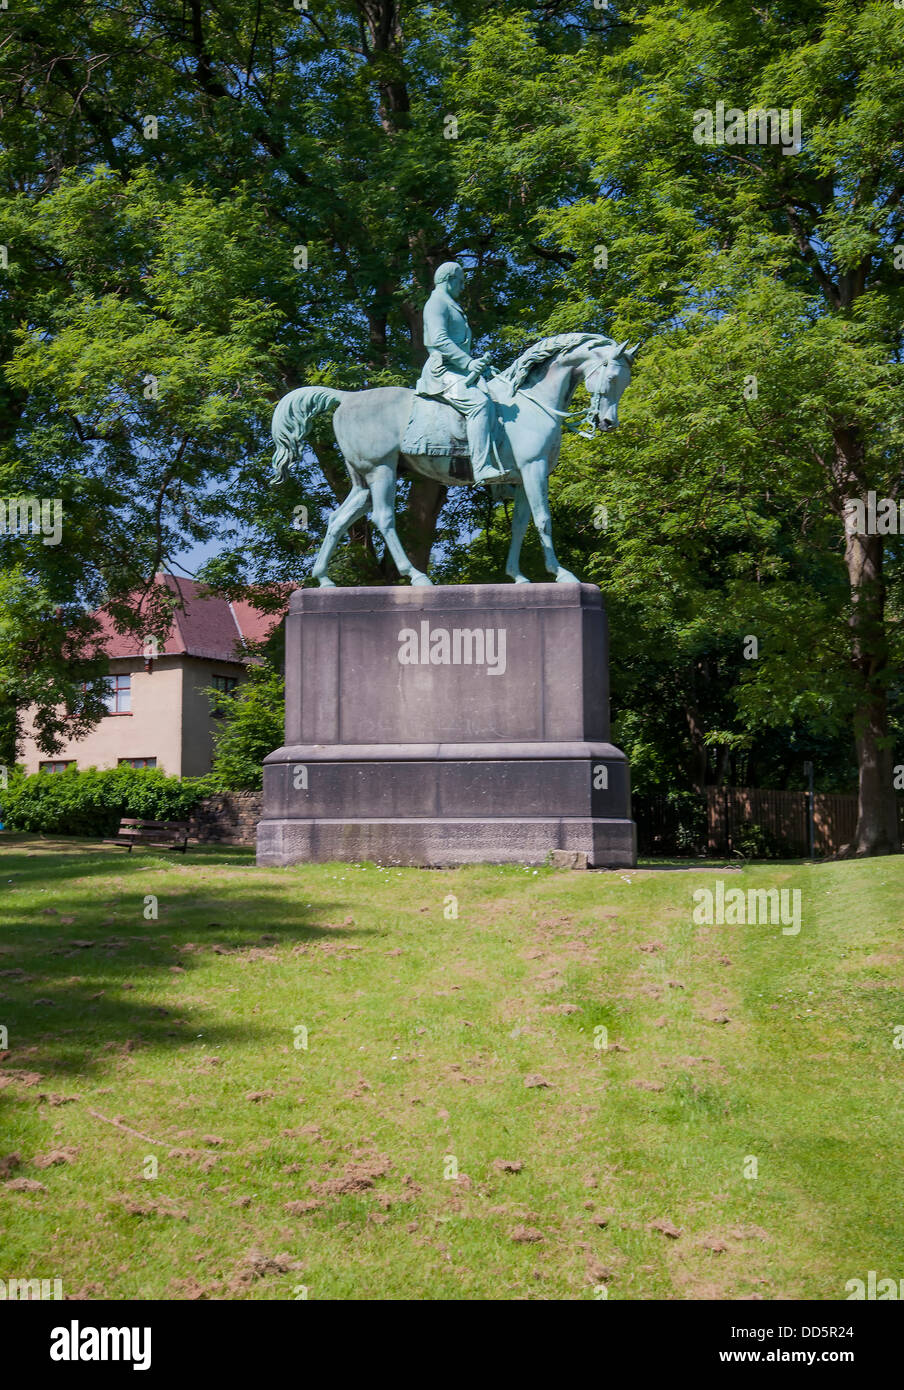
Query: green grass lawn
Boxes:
[{"xmin": 1, "ymin": 834, "xmax": 902, "ymax": 1300}]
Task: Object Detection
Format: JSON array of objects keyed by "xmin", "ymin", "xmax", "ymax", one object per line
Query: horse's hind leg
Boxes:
[
  {"xmin": 368, "ymin": 460, "xmax": 432, "ymax": 586},
  {"xmin": 312, "ymin": 479, "xmax": 371, "ymax": 586}
]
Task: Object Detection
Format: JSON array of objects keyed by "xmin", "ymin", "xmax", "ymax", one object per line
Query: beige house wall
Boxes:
[
  {"xmin": 181, "ymin": 658, "xmax": 248, "ymax": 777},
  {"xmin": 18, "ymin": 656, "xmax": 248, "ymax": 777}
]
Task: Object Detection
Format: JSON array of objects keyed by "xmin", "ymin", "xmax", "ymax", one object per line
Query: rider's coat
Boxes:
[
  {"xmin": 415, "ymin": 288, "xmax": 476, "ymax": 397},
  {"xmin": 413, "ymin": 284, "xmax": 499, "ymax": 482}
]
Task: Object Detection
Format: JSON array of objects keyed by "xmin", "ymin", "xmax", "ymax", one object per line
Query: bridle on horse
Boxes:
[
  {"xmin": 572, "ymin": 359, "xmax": 611, "ymax": 439},
  {"xmin": 519, "ymin": 355, "xmax": 612, "ymax": 440}
]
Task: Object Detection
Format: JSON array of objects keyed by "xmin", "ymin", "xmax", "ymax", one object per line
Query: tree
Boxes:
[
  {"xmin": 1, "ymin": 2, "xmax": 596, "ymax": 585},
  {"xmin": 1, "ymin": 1, "xmax": 599, "ymax": 752},
  {"xmin": 208, "ymin": 662, "xmax": 286, "ymax": 792},
  {"xmin": 4, "ymin": 1, "xmax": 901, "ymax": 856},
  {"xmin": 451, "ymin": 1, "xmax": 904, "ymax": 853},
  {"xmin": 0, "ymin": 167, "xmax": 288, "ymax": 752}
]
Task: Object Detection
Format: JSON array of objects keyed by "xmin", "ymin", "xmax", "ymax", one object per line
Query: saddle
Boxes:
[
  {"xmin": 400, "ymin": 390, "xmax": 510, "ymax": 482},
  {"xmin": 400, "ymin": 395, "xmax": 471, "ymax": 460}
]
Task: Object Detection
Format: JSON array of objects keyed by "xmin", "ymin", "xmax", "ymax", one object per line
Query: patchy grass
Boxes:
[{"xmin": 0, "ymin": 835, "xmax": 902, "ymax": 1300}]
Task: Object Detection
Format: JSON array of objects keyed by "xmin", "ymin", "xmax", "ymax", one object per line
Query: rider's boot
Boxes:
[{"xmin": 467, "ymin": 415, "xmax": 506, "ymax": 484}]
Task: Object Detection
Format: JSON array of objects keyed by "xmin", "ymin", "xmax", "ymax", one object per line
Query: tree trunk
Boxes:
[
  {"xmin": 853, "ymin": 688, "xmax": 899, "ymax": 855},
  {"xmin": 845, "ymin": 527, "xmax": 900, "ymax": 854},
  {"xmin": 836, "ymin": 427, "xmax": 900, "ymax": 855},
  {"xmin": 684, "ymin": 701, "xmax": 709, "ymax": 793},
  {"xmin": 400, "ymin": 476, "xmax": 446, "ymax": 574}
]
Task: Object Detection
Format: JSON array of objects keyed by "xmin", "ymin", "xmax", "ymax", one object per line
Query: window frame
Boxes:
[
  {"xmin": 210, "ymin": 673, "xmax": 239, "ymax": 718},
  {"xmin": 102, "ymin": 673, "xmax": 132, "ymax": 715}
]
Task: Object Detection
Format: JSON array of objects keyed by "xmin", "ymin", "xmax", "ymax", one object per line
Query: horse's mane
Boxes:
[{"xmin": 498, "ymin": 332, "xmax": 616, "ymax": 393}]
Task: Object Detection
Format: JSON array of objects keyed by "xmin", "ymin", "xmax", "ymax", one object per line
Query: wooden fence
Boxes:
[
  {"xmin": 634, "ymin": 787, "xmax": 903, "ymax": 857},
  {"xmin": 705, "ymin": 787, "xmax": 856, "ymax": 857}
]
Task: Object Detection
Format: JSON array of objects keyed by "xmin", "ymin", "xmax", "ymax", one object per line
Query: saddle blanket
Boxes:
[{"xmin": 401, "ymin": 394, "xmax": 470, "ymax": 458}]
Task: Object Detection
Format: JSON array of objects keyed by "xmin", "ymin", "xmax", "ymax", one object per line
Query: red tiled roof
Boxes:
[
  {"xmin": 96, "ymin": 575, "xmax": 287, "ymax": 664},
  {"xmin": 231, "ymin": 597, "xmax": 284, "ymax": 648}
]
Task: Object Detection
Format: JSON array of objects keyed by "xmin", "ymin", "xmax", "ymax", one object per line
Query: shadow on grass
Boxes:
[
  {"xmin": 1, "ymin": 832, "xmax": 254, "ymax": 871},
  {"xmin": 634, "ymin": 857, "xmax": 812, "ymax": 870},
  {"xmin": 0, "ymin": 840, "xmax": 369, "ymax": 1086}
]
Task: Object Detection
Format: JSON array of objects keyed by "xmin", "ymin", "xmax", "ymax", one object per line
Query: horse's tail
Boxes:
[{"xmin": 271, "ymin": 386, "xmax": 346, "ymax": 483}]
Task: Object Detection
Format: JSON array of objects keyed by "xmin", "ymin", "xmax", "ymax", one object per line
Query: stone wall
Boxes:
[{"xmin": 190, "ymin": 791, "xmax": 262, "ymax": 846}]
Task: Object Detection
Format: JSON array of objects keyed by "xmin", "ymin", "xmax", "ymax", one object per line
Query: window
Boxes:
[
  {"xmin": 103, "ymin": 674, "xmax": 131, "ymax": 714},
  {"xmin": 39, "ymin": 761, "xmax": 75, "ymax": 774},
  {"xmin": 210, "ymin": 674, "xmax": 239, "ymax": 718},
  {"xmin": 118, "ymin": 757, "xmax": 157, "ymax": 770}
]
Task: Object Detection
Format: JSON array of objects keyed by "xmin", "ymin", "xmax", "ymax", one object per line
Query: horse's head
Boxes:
[
  {"xmin": 581, "ymin": 340, "xmax": 638, "ymax": 434},
  {"xmin": 498, "ymin": 332, "xmax": 639, "ymax": 437}
]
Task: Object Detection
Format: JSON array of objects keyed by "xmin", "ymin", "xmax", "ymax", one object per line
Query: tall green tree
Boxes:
[
  {"xmin": 0, "ymin": 1, "xmax": 599, "ymax": 752},
  {"xmin": 3, "ymin": 0, "xmax": 902, "ymax": 860},
  {"xmin": 451, "ymin": 1, "xmax": 904, "ymax": 854},
  {"xmin": 0, "ymin": 167, "xmax": 288, "ymax": 752}
]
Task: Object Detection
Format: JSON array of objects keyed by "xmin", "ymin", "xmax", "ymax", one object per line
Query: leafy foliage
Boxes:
[
  {"xmin": 0, "ymin": 764, "xmax": 212, "ymax": 836},
  {"xmin": 208, "ymin": 663, "xmax": 286, "ymax": 792},
  {"xmin": 1, "ymin": 1, "xmax": 902, "ymax": 848},
  {"xmin": 448, "ymin": 1, "xmax": 904, "ymax": 848}
]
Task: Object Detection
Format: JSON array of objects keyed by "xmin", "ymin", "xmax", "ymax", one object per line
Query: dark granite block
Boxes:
[{"xmin": 257, "ymin": 583, "xmax": 636, "ymax": 868}]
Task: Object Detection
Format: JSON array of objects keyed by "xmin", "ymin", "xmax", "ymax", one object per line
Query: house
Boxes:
[{"xmin": 18, "ymin": 575, "xmax": 285, "ymax": 777}]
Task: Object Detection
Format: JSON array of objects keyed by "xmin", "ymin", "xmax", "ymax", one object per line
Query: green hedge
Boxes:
[{"xmin": 0, "ymin": 765, "xmax": 215, "ymax": 837}]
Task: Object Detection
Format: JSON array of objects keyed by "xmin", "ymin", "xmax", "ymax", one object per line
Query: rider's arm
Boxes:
[{"xmin": 423, "ymin": 298, "xmax": 475, "ymax": 374}]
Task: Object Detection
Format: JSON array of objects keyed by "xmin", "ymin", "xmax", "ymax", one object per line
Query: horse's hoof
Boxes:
[
  {"xmin": 317, "ymin": 576, "xmax": 336, "ymax": 588},
  {"xmin": 508, "ymin": 574, "xmax": 531, "ymax": 584},
  {"xmin": 555, "ymin": 570, "xmax": 580, "ymax": 584},
  {"xmin": 410, "ymin": 573, "xmax": 433, "ymax": 587}
]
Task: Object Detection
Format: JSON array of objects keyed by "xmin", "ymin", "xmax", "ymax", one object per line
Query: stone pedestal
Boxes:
[{"xmin": 256, "ymin": 583, "xmax": 636, "ymax": 868}]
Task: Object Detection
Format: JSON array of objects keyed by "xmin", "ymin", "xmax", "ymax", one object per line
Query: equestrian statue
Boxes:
[{"xmin": 271, "ymin": 261, "xmax": 637, "ymax": 586}]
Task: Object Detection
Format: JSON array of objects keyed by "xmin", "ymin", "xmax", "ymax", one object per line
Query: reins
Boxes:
[{"xmin": 517, "ymin": 357, "xmax": 609, "ymax": 439}]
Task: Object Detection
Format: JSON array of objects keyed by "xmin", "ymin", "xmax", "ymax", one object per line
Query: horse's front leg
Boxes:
[
  {"xmin": 505, "ymin": 485, "xmax": 532, "ymax": 583},
  {"xmin": 519, "ymin": 460, "xmax": 579, "ymax": 583}
]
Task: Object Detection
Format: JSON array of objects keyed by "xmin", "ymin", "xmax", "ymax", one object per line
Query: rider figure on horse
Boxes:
[{"xmin": 415, "ymin": 261, "xmax": 507, "ymax": 484}]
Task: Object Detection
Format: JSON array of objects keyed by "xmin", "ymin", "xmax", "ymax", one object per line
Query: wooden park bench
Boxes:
[{"xmin": 104, "ymin": 818, "xmax": 190, "ymax": 854}]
